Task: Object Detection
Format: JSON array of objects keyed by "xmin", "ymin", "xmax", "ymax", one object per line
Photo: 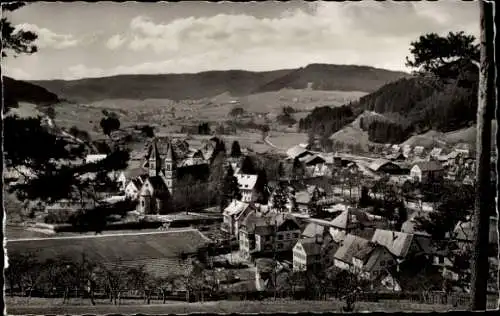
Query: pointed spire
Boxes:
[
  {"xmin": 150, "ymin": 137, "xmax": 160, "ymax": 160},
  {"xmin": 165, "ymin": 138, "xmax": 176, "ymax": 162}
]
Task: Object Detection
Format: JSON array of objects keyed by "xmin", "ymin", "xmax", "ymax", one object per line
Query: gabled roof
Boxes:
[
  {"xmin": 236, "ymin": 174, "xmax": 258, "ymax": 191},
  {"xmin": 297, "ymin": 237, "xmax": 323, "ymax": 256},
  {"xmin": 368, "ymin": 159, "xmax": 398, "ymax": 172},
  {"xmin": 371, "ymin": 229, "xmax": 414, "ymax": 258},
  {"xmin": 223, "ymin": 200, "xmax": 250, "ymax": 217},
  {"xmin": 286, "ymin": 145, "xmax": 312, "ymax": 159},
  {"xmin": 453, "ymin": 216, "xmax": 498, "ymax": 244},
  {"xmin": 302, "ymin": 222, "xmax": 326, "ymax": 238},
  {"xmin": 429, "ymin": 147, "xmax": 443, "ymax": 157},
  {"xmin": 334, "ymin": 234, "xmax": 370, "ymax": 264},
  {"xmin": 302, "ymin": 155, "xmax": 326, "ymax": 165},
  {"xmin": 144, "ymin": 176, "xmax": 168, "ymax": 193},
  {"xmin": 330, "ymin": 209, "xmax": 371, "ymax": 229},
  {"xmin": 412, "ymin": 161, "xmax": 443, "ymax": 172}
]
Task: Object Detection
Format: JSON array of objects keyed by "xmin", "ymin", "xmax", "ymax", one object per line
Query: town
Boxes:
[
  {"xmin": 3, "ymin": 1, "xmax": 498, "ymax": 314},
  {"xmin": 6, "ymin": 132, "xmax": 498, "ymax": 310}
]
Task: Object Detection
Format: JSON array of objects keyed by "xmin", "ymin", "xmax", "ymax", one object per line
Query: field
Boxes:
[
  {"xmin": 267, "ymin": 131, "xmax": 308, "ymax": 150},
  {"xmin": 6, "ymin": 296, "xmax": 484, "ymax": 315}
]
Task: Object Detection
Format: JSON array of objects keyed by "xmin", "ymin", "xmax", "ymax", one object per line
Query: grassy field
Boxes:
[
  {"xmin": 6, "ymin": 296, "xmax": 478, "ymax": 315},
  {"xmin": 267, "ymin": 131, "xmax": 308, "ymax": 150}
]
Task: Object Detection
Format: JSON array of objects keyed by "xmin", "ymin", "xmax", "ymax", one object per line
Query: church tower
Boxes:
[
  {"xmin": 148, "ymin": 138, "xmax": 162, "ymax": 177},
  {"xmin": 163, "ymin": 139, "xmax": 177, "ymax": 195}
]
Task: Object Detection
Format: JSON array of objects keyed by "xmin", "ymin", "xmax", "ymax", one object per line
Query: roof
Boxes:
[
  {"xmin": 236, "ymin": 174, "xmax": 258, "ymax": 191},
  {"xmin": 334, "ymin": 234, "xmax": 370, "ymax": 264},
  {"xmin": 371, "ymin": 229, "xmax": 414, "ymax": 258},
  {"xmin": 453, "ymin": 217, "xmax": 498, "ymax": 244},
  {"xmin": 297, "ymin": 237, "xmax": 323, "ymax": 256},
  {"xmin": 286, "ymin": 145, "xmax": 311, "ymax": 159},
  {"xmin": 412, "ymin": 161, "xmax": 443, "ymax": 172},
  {"xmin": 223, "ymin": 200, "xmax": 250, "ymax": 217},
  {"xmin": 295, "ymin": 190, "xmax": 312, "ymax": 205},
  {"xmin": 302, "ymin": 155, "xmax": 326, "ymax": 165},
  {"xmin": 145, "ymin": 176, "xmax": 168, "ymax": 192},
  {"xmin": 302, "ymin": 222, "xmax": 326, "ymax": 238},
  {"xmin": 368, "ymin": 159, "xmax": 398, "ymax": 172},
  {"xmin": 330, "ymin": 209, "xmax": 371, "ymax": 229},
  {"xmin": 429, "ymin": 147, "xmax": 443, "ymax": 157},
  {"xmin": 7, "ymin": 229, "xmax": 211, "ymax": 277},
  {"xmin": 85, "ymin": 154, "xmax": 107, "ymax": 164}
]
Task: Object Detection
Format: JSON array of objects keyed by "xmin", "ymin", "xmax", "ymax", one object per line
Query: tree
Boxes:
[
  {"xmin": 100, "ymin": 116, "xmax": 121, "ymax": 137},
  {"xmin": 230, "ymin": 141, "xmax": 242, "ymax": 158},
  {"xmin": 140, "ymin": 125, "xmax": 155, "ymax": 138},
  {"xmin": 255, "ymin": 169, "xmax": 270, "ymax": 204},
  {"xmin": 272, "ymin": 182, "xmax": 288, "ymax": 213},
  {"xmin": 240, "ymin": 155, "xmax": 257, "ymax": 175},
  {"xmin": 220, "ymin": 165, "xmax": 241, "ymax": 210},
  {"xmin": 229, "ymin": 107, "xmax": 245, "ymax": 117},
  {"xmin": 1, "ymin": 3, "xmax": 38, "ymax": 58}
]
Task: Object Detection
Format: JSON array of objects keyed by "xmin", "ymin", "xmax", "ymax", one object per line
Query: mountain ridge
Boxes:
[{"xmin": 27, "ymin": 63, "xmax": 409, "ymax": 103}]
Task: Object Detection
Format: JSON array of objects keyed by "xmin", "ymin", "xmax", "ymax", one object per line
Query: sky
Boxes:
[{"xmin": 3, "ymin": 0, "xmax": 479, "ymax": 81}]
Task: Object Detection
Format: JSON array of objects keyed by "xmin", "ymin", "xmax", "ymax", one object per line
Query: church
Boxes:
[{"xmin": 137, "ymin": 138, "xmax": 210, "ymax": 214}]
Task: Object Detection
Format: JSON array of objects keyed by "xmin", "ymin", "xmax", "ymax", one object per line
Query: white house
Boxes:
[
  {"xmin": 409, "ymin": 161, "xmax": 444, "ymax": 183},
  {"xmin": 222, "ymin": 200, "xmax": 254, "ymax": 237},
  {"xmin": 84, "ymin": 154, "xmax": 107, "ymax": 164},
  {"xmin": 124, "ymin": 178, "xmax": 143, "ymax": 200},
  {"xmin": 235, "ymin": 174, "xmax": 259, "ymax": 203},
  {"xmin": 293, "ymin": 237, "xmax": 322, "ymax": 272}
]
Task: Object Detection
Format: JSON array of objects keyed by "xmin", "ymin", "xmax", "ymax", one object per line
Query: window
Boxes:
[
  {"xmin": 286, "ymin": 233, "xmax": 290, "ymax": 239},
  {"xmin": 293, "ymin": 233, "xmax": 299, "ymax": 239},
  {"xmin": 380, "ymin": 260, "xmax": 385, "ymax": 266},
  {"xmin": 141, "ymin": 200, "xmax": 145, "ymax": 207},
  {"xmin": 278, "ymin": 243, "xmax": 283, "ymax": 249},
  {"xmin": 166, "ymin": 164, "xmax": 171, "ymax": 171},
  {"xmin": 266, "ymin": 236, "xmax": 271, "ymax": 241},
  {"xmin": 278, "ymin": 234, "xmax": 283, "ymax": 240}
]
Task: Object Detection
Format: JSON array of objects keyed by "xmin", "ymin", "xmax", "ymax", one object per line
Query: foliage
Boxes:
[
  {"xmin": 276, "ymin": 107, "xmax": 297, "ymax": 126},
  {"xmin": 1, "ymin": 2, "xmax": 37, "ymax": 58},
  {"xmin": 100, "ymin": 116, "xmax": 121, "ymax": 136},
  {"xmin": 68, "ymin": 126, "xmax": 91, "ymax": 142},
  {"xmin": 229, "ymin": 107, "xmax": 245, "ymax": 117},
  {"xmin": 414, "ymin": 184, "xmax": 474, "ymax": 240},
  {"xmin": 140, "ymin": 125, "xmax": 155, "ymax": 138},
  {"xmin": 291, "ymin": 157, "xmax": 305, "ymax": 180},
  {"xmin": 272, "ymin": 182, "xmax": 289, "ymax": 213},
  {"xmin": 197, "ymin": 122, "xmax": 210, "ymax": 135},
  {"xmin": 298, "ymin": 105, "xmax": 355, "ymax": 145},
  {"xmin": 240, "ymin": 155, "xmax": 257, "ymax": 175},
  {"xmin": 220, "ymin": 165, "xmax": 242, "ymax": 210},
  {"xmin": 230, "ymin": 141, "xmax": 242, "ymax": 158}
]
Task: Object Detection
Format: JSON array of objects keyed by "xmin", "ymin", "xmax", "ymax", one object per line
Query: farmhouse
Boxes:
[
  {"xmin": 409, "ymin": 161, "xmax": 444, "ymax": 183},
  {"xmin": 124, "ymin": 178, "xmax": 143, "ymax": 200},
  {"xmin": 352, "ymin": 242, "xmax": 397, "ymax": 280},
  {"xmin": 253, "ymin": 214, "xmax": 301, "ymax": 259},
  {"xmin": 368, "ymin": 159, "xmax": 402, "ymax": 175},
  {"xmin": 452, "ymin": 216, "xmax": 498, "ymax": 254},
  {"xmin": 286, "ymin": 145, "xmax": 313, "ymax": 161}
]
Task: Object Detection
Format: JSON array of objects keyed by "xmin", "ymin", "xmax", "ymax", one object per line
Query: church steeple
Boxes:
[
  {"xmin": 163, "ymin": 139, "xmax": 177, "ymax": 194},
  {"xmin": 148, "ymin": 138, "xmax": 162, "ymax": 177}
]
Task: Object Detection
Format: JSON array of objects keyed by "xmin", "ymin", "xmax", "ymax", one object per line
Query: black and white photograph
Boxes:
[{"xmin": 2, "ymin": 0, "xmax": 499, "ymax": 314}]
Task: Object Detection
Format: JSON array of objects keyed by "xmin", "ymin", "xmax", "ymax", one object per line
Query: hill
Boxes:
[
  {"xmin": 29, "ymin": 64, "xmax": 408, "ymax": 103},
  {"xmin": 3, "ymin": 76, "xmax": 60, "ymax": 108},
  {"xmin": 255, "ymin": 64, "xmax": 408, "ymax": 94}
]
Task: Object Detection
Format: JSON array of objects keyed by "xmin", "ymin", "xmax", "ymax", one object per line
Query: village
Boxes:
[{"xmin": 6, "ymin": 132, "xmax": 498, "ymax": 309}]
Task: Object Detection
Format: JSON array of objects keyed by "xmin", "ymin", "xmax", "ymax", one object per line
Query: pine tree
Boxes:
[
  {"xmin": 272, "ymin": 182, "xmax": 289, "ymax": 213},
  {"xmin": 240, "ymin": 155, "xmax": 257, "ymax": 175},
  {"xmin": 220, "ymin": 165, "xmax": 241, "ymax": 211},
  {"xmin": 230, "ymin": 141, "xmax": 242, "ymax": 158}
]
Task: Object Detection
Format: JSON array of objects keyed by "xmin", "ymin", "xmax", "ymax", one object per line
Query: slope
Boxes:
[{"xmin": 3, "ymin": 76, "xmax": 60, "ymax": 108}]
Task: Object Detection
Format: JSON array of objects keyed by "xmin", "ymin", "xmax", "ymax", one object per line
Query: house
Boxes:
[
  {"xmin": 222, "ymin": 200, "xmax": 254, "ymax": 237},
  {"xmin": 254, "ymin": 258, "xmax": 290, "ymax": 292},
  {"xmin": 333, "ymin": 234, "xmax": 370, "ymax": 271},
  {"xmin": 452, "ymin": 216, "xmax": 498, "ymax": 254},
  {"xmin": 293, "ymin": 237, "xmax": 323, "ymax": 272},
  {"xmin": 402, "ymin": 145, "xmax": 412, "ymax": 158},
  {"xmin": 428, "ymin": 147, "xmax": 443, "ymax": 160},
  {"xmin": 235, "ymin": 174, "xmax": 259, "ymax": 203},
  {"xmin": 294, "ymin": 185, "xmax": 327, "ymax": 214},
  {"xmin": 368, "ymin": 159, "xmax": 402, "ymax": 175},
  {"xmin": 386, "ymin": 152, "xmax": 406, "ymax": 162},
  {"xmin": 352, "ymin": 242, "xmax": 397, "ymax": 280},
  {"xmin": 286, "ymin": 145, "xmax": 313, "ymax": 161},
  {"xmin": 137, "ymin": 138, "xmax": 210, "ymax": 214},
  {"xmin": 328, "ymin": 208, "xmax": 383, "ymax": 243},
  {"xmin": 370, "ymin": 229, "xmax": 431, "ymax": 261},
  {"xmin": 413, "ymin": 146, "xmax": 425, "ymax": 157},
  {"xmin": 124, "ymin": 178, "xmax": 145, "ymax": 200},
  {"xmin": 409, "ymin": 161, "xmax": 444, "ymax": 183},
  {"xmin": 253, "ymin": 214, "xmax": 301, "ymax": 259}
]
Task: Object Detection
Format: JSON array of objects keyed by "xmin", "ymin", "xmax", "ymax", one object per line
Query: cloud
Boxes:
[
  {"xmin": 106, "ymin": 34, "xmax": 126, "ymax": 50},
  {"xmin": 67, "ymin": 64, "xmax": 106, "ymax": 79},
  {"xmin": 14, "ymin": 23, "xmax": 81, "ymax": 49}
]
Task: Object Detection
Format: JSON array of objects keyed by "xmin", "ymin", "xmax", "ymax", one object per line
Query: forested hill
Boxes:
[
  {"xmin": 28, "ymin": 64, "xmax": 408, "ymax": 103},
  {"xmin": 3, "ymin": 76, "xmax": 60, "ymax": 108},
  {"xmin": 300, "ymin": 66, "xmax": 478, "ymax": 145}
]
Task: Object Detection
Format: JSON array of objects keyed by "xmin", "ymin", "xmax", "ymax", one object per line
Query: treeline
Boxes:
[
  {"xmin": 359, "ymin": 118, "xmax": 413, "ymax": 144},
  {"xmin": 298, "ymin": 105, "xmax": 356, "ymax": 138}
]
